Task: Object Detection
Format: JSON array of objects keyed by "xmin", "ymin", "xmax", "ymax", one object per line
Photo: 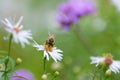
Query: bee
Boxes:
[{"xmin": 45, "ymin": 34, "xmax": 55, "ymax": 47}]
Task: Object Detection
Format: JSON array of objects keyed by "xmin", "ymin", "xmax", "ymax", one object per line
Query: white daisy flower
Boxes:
[
  {"xmin": 1, "ymin": 16, "xmax": 32, "ymax": 47},
  {"xmin": 33, "ymin": 35, "xmax": 63, "ymax": 63},
  {"xmin": 90, "ymin": 54, "xmax": 120, "ymax": 74}
]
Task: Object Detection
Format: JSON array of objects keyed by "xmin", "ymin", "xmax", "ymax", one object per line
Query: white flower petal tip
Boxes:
[
  {"xmin": 1, "ymin": 16, "xmax": 32, "ymax": 47},
  {"xmin": 32, "ymin": 40, "xmax": 44, "ymax": 51},
  {"xmin": 109, "ymin": 61, "xmax": 120, "ymax": 74},
  {"xmin": 90, "ymin": 56, "xmax": 103, "ymax": 65}
]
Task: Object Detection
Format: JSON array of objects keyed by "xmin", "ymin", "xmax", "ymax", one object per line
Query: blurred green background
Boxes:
[{"xmin": 0, "ymin": 0, "xmax": 120, "ymax": 80}]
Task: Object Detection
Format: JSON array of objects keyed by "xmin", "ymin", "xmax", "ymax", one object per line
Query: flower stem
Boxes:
[
  {"xmin": 74, "ymin": 24, "xmax": 95, "ymax": 54},
  {"xmin": 4, "ymin": 34, "xmax": 12, "ymax": 80},
  {"xmin": 92, "ymin": 68, "xmax": 98, "ymax": 80},
  {"xmin": 51, "ymin": 75, "xmax": 57, "ymax": 80},
  {"xmin": 43, "ymin": 57, "xmax": 46, "ymax": 73}
]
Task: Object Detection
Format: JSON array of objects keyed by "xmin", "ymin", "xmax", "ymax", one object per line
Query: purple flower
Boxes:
[
  {"xmin": 57, "ymin": 0, "xmax": 96, "ymax": 30},
  {"xmin": 9, "ymin": 69, "xmax": 34, "ymax": 80},
  {"xmin": 57, "ymin": 13, "xmax": 78, "ymax": 30}
]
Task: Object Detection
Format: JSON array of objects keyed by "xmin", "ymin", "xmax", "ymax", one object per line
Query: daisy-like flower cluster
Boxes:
[
  {"xmin": 57, "ymin": 0, "xmax": 96, "ymax": 30},
  {"xmin": 1, "ymin": 16, "xmax": 32, "ymax": 47},
  {"xmin": 33, "ymin": 35, "xmax": 63, "ymax": 63},
  {"xmin": 90, "ymin": 54, "xmax": 120, "ymax": 74}
]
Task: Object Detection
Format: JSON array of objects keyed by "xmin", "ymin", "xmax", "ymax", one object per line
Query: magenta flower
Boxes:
[
  {"xmin": 57, "ymin": 0, "xmax": 96, "ymax": 30},
  {"xmin": 9, "ymin": 69, "xmax": 34, "ymax": 80}
]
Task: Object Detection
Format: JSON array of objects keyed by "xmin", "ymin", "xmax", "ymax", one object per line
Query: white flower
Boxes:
[
  {"xmin": 1, "ymin": 16, "xmax": 32, "ymax": 47},
  {"xmin": 90, "ymin": 54, "xmax": 120, "ymax": 74},
  {"xmin": 33, "ymin": 41, "xmax": 63, "ymax": 63},
  {"xmin": 111, "ymin": 0, "xmax": 120, "ymax": 12}
]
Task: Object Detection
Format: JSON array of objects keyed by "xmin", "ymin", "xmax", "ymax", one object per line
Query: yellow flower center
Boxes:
[
  {"xmin": 44, "ymin": 45, "xmax": 53, "ymax": 52},
  {"xmin": 104, "ymin": 54, "xmax": 113, "ymax": 65},
  {"xmin": 13, "ymin": 26, "xmax": 23, "ymax": 33}
]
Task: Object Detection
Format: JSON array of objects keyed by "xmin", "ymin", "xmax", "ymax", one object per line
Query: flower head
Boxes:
[
  {"xmin": 1, "ymin": 16, "xmax": 32, "ymax": 47},
  {"xmin": 57, "ymin": 0, "xmax": 96, "ymax": 30},
  {"xmin": 10, "ymin": 69, "xmax": 34, "ymax": 80},
  {"xmin": 90, "ymin": 54, "xmax": 120, "ymax": 74},
  {"xmin": 33, "ymin": 34, "xmax": 63, "ymax": 63}
]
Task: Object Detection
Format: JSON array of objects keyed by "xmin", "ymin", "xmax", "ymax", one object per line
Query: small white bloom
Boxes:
[
  {"xmin": 1, "ymin": 16, "xmax": 32, "ymax": 47},
  {"xmin": 111, "ymin": 0, "xmax": 120, "ymax": 12},
  {"xmin": 90, "ymin": 54, "xmax": 120, "ymax": 74},
  {"xmin": 33, "ymin": 40, "xmax": 63, "ymax": 63}
]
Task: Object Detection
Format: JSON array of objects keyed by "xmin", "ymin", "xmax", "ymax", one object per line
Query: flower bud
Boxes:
[
  {"xmin": 51, "ymin": 62, "xmax": 62, "ymax": 71},
  {"xmin": 99, "ymin": 59, "xmax": 105, "ymax": 66},
  {"xmin": 41, "ymin": 74, "xmax": 47, "ymax": 80},
  {"xmin": 54, "ymin": 71, "xmax": 60, "ymax": 76},
  {"xmin": 16, "ymin": 58, "xmax": 22, "ymax": 64},
  {"xmin": 105, "ymin": 69, "xmax": 112, "ymax": 76}
]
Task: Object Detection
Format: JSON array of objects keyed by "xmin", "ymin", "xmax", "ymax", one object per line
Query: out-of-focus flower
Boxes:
[
  {"xmin": 10, "ymin": 69, "xmax": 34, "ymax": 80},
  {"xmin": 41, "ymin": 74, "xmax": 47, "ymax": 80},
  {"xmin": 51, "ymin": 62, "xmax": 62, "ymax": 71},
  {"xmin": 33, "ymin": 35, "xmax": 63, "ymax": 63},
  {"xmin": 73, "ymin": 66, "xmax": 80, "ymax": 74},
  {"xmin": 1, "ymin": 16, "xmax": 32, "ymax": 47},
  {"xmin": 57, "ymin": 0, "xmax": 96, "ymax": 30},
  {"xmin": 64, "ymin": 56, "xmax": 72, "ymax": 65},
  {"xmin": 90, "ymin": 54, "xmax": 120, "ymax": 74},
  {"xmin": 92, "ymin": 18, "xmax": 106, "ymax": 32},
  {"xmin": 111, "ymin": 0, "xmax": 120, "ymax": 12}
]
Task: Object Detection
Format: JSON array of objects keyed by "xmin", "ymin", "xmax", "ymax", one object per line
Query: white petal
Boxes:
[
  {"xmin": 12, "ymin": 31, "xmax": 19, "ymax": 43},
  {"xmin": 1, "ymin": 19, "xmax": 13, "ymax": 28},
  {"xmin": 53, "ymin": 48, "xmax": 63, "ymax": 53},
  {"xmin": 33, "ymin": 40, "xmax": 44, "ymax": 51},
  {"xmin": 90, "ymin": 56, "xmax": 104, "ymax": 66},
  {"xmin": 17, "ymin": 30, "xmax": 32, "ymax": 47},
  {"xmin": 48, "ymin": 48, "xmax": 63, "ymax": 63},
  {"xmin": 109, "ymin": 61, "xmax": 120, "ymax": 73},
  {"xmin": 44, "ymin": 51, "xmax": 49, "ymax": 60},
  {"xmin": 15, "ymin": 16, "xmax": 23, "ymax": 27}
]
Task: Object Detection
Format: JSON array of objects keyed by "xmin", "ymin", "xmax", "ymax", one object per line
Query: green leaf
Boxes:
[
  {"xmin": 8, "ymin": 57, "xmax": 15, "ymax": 71},
  {"xmin": 0, "ymin": 50, "xmax": 7, "ymax": 54}
]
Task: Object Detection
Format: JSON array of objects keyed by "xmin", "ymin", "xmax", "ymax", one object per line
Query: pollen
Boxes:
[
  {"xmin": 44, "ymin": 44, "xmax": 53, "ymax": 52},
  {"xmin": 13, "ymin": 25, "xmax": 23, "ymax": 33},
  {"xmin": 104, "ymin": 54, "xmax": 113, "ymax": 65}
]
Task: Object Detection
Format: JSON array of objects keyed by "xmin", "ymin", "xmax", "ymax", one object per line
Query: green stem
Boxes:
[
  {"xmin": 92, "ymin": 67, "xmax": 99, "ymax": 80},
  {"xmin": 43, "ymin": 57, "xmax": 46, "ymax": 73},
  {"xmin": 4, "ymin": 34, "xmax": 12, "ymax": 80},
  {"xmin": 51, "ymin": 76, "xmax": 57, "ymax": 80}
]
